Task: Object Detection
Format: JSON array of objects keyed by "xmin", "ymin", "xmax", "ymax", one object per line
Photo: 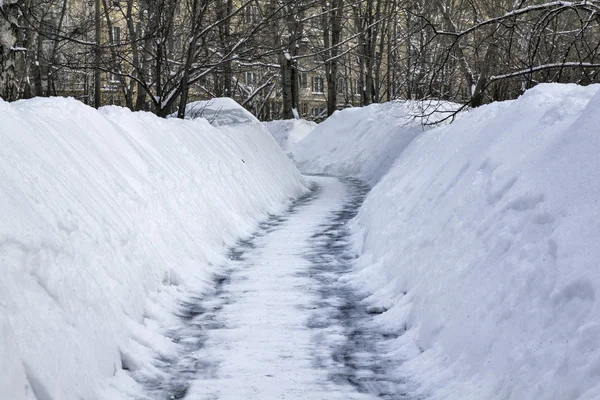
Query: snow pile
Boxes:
[
  {"xmin": 293, "ymin": 101, "xmax": 458, "ymax": 184},
  {"xmin": 263, "ymin": 119, "xmax": 316, "ymax": 152},
  {"xmin": 175, "ymin": 97, "xmax": 259, "ymax": 126},
  {"xmin": 346, "ymin": 84, "xmax": 600, "ymax": 399},
  {"xmin": 0, "ymin": 97, "xmax": 306, "ymax": 400}
]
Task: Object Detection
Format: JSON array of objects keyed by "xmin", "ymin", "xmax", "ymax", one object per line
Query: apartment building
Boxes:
[{"xmin": 42, "ymin": 0, "xmax": 370, "ymax": 120}]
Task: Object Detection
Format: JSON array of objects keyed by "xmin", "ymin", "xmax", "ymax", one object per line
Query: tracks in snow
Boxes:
[{"xmin": 130, "ymin": 176, "xmax": 413, "ymax": 400}]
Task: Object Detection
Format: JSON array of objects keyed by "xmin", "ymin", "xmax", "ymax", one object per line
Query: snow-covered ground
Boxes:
[
  {"xmin": 263, "ymin": 119, "xmax": 316, "ymax": 152},
  {"xmin": 0, "ymin": 97, "xmax": 307, "ymax": 400},
  {"xmin": 293, "ymin": 101, "xmax": 458, "ymax": 184},
  {"xmin": 4, "ymin": 83, "xmax": 599, "ymax": 400},
  {"xmin": 173, "ymin": 97, "xmax": 259, "ymax": 126},
  {"xmin": 148, "ymin": 176, "xmax": 387, "ymax": 400},
  {"xmin": 121, "ymin": 175, "xmax": 409, "ymax": 400},
  {"xmin": 290, "ymin": 84, "xmax": 600, "ymax": 399}
]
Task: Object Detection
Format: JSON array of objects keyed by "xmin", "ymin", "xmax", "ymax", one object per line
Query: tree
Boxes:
[
  {"xmin": 1, "ymin": 0, "xmax": 23, "ymax": 101},
  {"xmin": 2, "ymin": 0, "xmax": 599, "ymax": 116},
  {"xmin": 323, "ymin": 0, "xmax": 344, "ymax": 116}
]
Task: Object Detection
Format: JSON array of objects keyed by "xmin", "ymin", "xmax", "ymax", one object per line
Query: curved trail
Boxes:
[{"xmin": 135, "ymin": 176, "xmax": 411, "ymax": 400}]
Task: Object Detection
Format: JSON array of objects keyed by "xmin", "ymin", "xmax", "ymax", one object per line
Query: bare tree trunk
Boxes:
[
  {"xmin": 101, "ymin": 0, "xmax": 133, "ymax": 108},
  {"xmin": 273, "ymin": 0, "xmax": 304, "ymax": 119},
  {"xmin": 280, "ymin": 56, "xmax": 294, "ymax": 119},
  {"xmin": 217, "ymin": 0, "xmax": 233, "ymax": 97},
  {"xmin": 0, "ymin": 1, "xmax": 19, "ymax": 101},
  {"xmin": 124, "ymin": 0, "xmax": 141, "ymax": 109},
  {"xmin": 94, "ymin": 0, "xmax": 102, "ymax": 108},
  {"xmin": 176, "ymin": 0, "xmax": 200, "ymax": 118},
  {"xmin": 324, "ymin": 0, "xmax": 343, "ymax": 116},
  {"xmin": 134, "ymin": 0, "xmax": 152, "ymax": 111},
  {"xmin": 34, "ymin": 26, "xmax": 44, "ymax": 96}
]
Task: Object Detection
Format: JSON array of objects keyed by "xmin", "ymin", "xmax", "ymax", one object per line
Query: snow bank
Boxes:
[
  {"xmin": 263, "ymin": 119, "xmax": 316, "ymax": 152},
  {"xmin": 175, "ymin": 97, "xmax": 259, "ymax": 126},
  {"xmin": 293, "ymin": 101, "xmax": 458, "ymax": 184},
  {"xmin": 347, "ymin": 84, "xmax": 600, "ymax": 399},
  {"xmin": 0, "ymin": 97, "xmax": 307, "ymax": 400}
]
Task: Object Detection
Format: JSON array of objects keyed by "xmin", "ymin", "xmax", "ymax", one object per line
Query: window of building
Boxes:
[
  {"xmin": 112, "ymin": 26, "xmax": 121, "ymax": 45},
  {"xmin": 243, "ymin": 5, "xmax": 260, "ymax": 24},
  {"xmin": 109, "ymin": 70, "xmax": 120, "ymax": 83},
  {"xmin": 312, "ymin": 76, "xmax": 324, "ymax": 93},
  {"xmin": 311, "ymin": 107, "xmax": 324, "ymax": 116},
  {"xmin": 45, "ymin": 7, "xmax": 61, "ymax": 36},
  {"xmin": 245, "ymin": 71, "xmax": 259, "ymax": 86},
  {"xmin": 299, "ymin": 72, "xmax": 308, "ymax": 89},
  {"xmin": 337, "ymin": 78, "xmax": 345, "ymax": 95}
]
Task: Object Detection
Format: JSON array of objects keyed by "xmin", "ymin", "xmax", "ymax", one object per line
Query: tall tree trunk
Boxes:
[
  {"xmin": 0, "ymin": 1, "xmax": 19, "ymax": 101},
  {"xmin": 94, "ymin": 0, "xmax": 102, "ymax": 107},
  {"xmin": 134, "ymin": 0, "xmax": 152, "ymax": 111},
  {"xmin": 325, "ymin": 0, "xmax": 343, "ymax": 116},
  {"xmin": 217, "ymin": 0, "xmax": 233, "ymax": 97},
  {"xmin": 273, "ymin": 1, "xmax": 304, "ymax": 119},
  {"xmin": 280, "ymin": 56, "xmax": 294, "ymax": 119}
]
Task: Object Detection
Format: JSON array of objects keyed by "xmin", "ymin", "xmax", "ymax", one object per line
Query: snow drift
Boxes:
[
  {"xmin": 263, "ymin": 119, "xmax": 316, "ymax": 152},
  {"xmin": 0, "ymin": 97, "xmax": 307, "ymax": 399},
  {"xmin": 293, "ymin": 101, "xmax": 457, "ymax": 184},
  {"xmin": 174, "ymin": 97, "xmax": 259, "ymax": 126},
  {"xmin": 294, "ymin": 84, "xmax": 600, "ymax": 399}
]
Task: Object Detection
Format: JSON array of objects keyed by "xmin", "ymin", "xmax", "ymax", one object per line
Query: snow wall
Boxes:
[
  {"xmin": 295, "ymin": 84, "xmax": 600, "ymax": 399},
  {"xmin": 293, "ymin": 101, "xmax": 457, "ymax": 185},
  {"xmin": 174, "ymin": 97, "xmax": 259, "ymax": 126},
  {"xmin": 263, "ymin": 119, "xmax": 316, "ymax": 152},
  {"xmin": 0, "ymin": 97, "xmax": 307, "ymax": 399}
]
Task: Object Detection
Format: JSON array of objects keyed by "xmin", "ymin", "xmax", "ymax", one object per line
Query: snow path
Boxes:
[{"xmin": 135, "ymin": 176, "xmax": 411, "ymax": 400}]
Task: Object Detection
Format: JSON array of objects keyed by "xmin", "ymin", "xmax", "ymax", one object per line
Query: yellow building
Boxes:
[{"xmin": 50, "ymin": 0, "xmax": 367, "ymax": 120}]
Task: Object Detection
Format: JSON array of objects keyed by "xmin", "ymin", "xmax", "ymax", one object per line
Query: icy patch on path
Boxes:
[{"xmin": 131, "ymin": 176, "xmax": 412, "ymax": 400}]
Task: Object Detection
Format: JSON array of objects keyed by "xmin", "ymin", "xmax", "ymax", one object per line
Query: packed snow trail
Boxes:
[{"xmin": 132, "ymin": 176, "xmax": 412, "ymax": 399}]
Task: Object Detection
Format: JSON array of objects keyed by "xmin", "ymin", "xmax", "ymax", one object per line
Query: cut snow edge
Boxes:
[{"xmin": 0, "ymin": 97, "xmax": 308, "ymax": 400}]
